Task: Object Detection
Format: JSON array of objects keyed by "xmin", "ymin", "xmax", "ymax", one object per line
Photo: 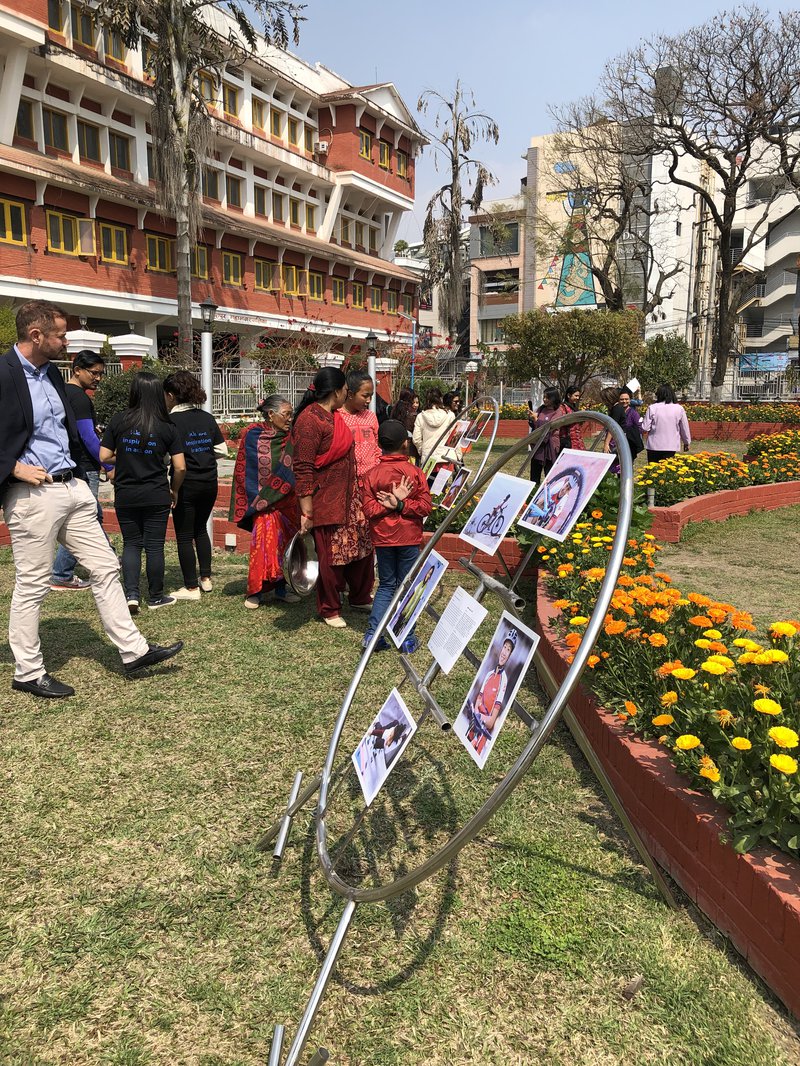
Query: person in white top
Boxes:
[
  {"xmin": 412, "ymin": 388, "xmax": 458, "ymax": 472},
  {"xmin": 641, "ymin": 384, "xmax": 692, "ymax": 463}
]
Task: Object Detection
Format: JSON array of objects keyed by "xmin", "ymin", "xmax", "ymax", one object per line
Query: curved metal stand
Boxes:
[{"xmin": 260, "ymin": 411, "xmax": 670, "ymax": 1063}]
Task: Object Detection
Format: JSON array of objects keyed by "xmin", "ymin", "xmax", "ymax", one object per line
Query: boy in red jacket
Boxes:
[{"xmin": 361, "ymin": 420, "xmax": 432, "ymax": 652}]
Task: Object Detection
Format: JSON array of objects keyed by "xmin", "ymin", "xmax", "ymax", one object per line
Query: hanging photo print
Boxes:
[
  {"xmin": 461, "ymin": 410, "xmax": 492, "ymax": 444},
  {"xmin": 443, "ymin": 419, "xmax": 471, "ymax": 450},
  {"xmin": 351, "ymin": 689, "xmax": 418, "ymax": 806},
  {"xmin": 430, "ymin": 466, "xmax": 455, "ymax": 498},
  {"xmin": 453, "ymin": 612, "xmax": 539, "ymax": 769},
  {"xmin": 518, "ymin": 448, "xmax": 615, "ymax": 543},
  {"xmin": 459, "ymin": 472, "xmax": 532, "ymax": 556},
  {"xmin": 387, "ymin": 550, "xmax": 448, "ymax": 648},
  {"xmin": 440, "ymin": 466, "xmax": 470, "ymax": 510}
]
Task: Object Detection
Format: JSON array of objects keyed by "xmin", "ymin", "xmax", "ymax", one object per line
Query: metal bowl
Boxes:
[{"xmin": 282, "ymin": 531, "xmax": 319, "ymax": 597}]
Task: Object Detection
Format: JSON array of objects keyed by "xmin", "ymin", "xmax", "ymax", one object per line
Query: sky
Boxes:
[{"xmin": 292, "ymin": 0, "xmax": 796, "ymax": 244}]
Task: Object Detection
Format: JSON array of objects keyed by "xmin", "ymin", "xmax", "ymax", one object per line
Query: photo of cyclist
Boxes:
[
  {"xmin": 458, "ymin": 472, "xmax": 532, "ymax": 557},
  {"xmin": 518, "ymin": 448, "xmax": 615, "ymax": 544}
]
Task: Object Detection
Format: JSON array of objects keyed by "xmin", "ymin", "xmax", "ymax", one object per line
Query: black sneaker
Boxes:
[
  {"xmin": 127, "ymin": 598, "xmax": 139, "ymax": 615},
  {"xmin": 148, "ymin": 596, "xmax": 176, "ymax": 610}
]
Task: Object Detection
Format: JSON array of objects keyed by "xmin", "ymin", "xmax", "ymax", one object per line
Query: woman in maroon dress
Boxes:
[{"xmin": 292, "ymin": 367, "xmax": 374, "ymax": 628}]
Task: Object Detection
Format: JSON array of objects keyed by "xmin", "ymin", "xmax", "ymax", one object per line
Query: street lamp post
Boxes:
[
  {"xmin": 365, "ymin": 329, "xmax": 377, "ymax": 415},
  {"xmin": 397, "ymin": 309, "xmax": 418, "ymax": 391},
  {"xmin": 199, "ymin": 298, "xmax": 217, "ymax": 416}
]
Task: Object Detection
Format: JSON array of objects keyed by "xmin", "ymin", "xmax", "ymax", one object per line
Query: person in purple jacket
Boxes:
[
  {"xmin": 50, "ymin": 351, "xmax": 114, "ymax": 590},
  {"xmin": 641, "ymin": 384, "xmax": 692, "ymax": 463}
]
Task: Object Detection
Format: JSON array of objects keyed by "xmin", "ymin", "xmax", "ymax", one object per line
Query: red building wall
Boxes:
[{"xmin": 318, "ymin": 105, "xmax": 415, "ymax": 199}]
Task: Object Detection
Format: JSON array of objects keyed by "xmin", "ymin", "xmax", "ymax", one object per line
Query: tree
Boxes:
[
  {"xmin": 502, "ymin": 308, "xmax": 645, "ymax": 395},
  {"xmin": 418, "ymin": 82, "xmax": 499, "ymax": 348},
  {"xmin": 393, "ymin": 239, "xmax": 410, "ymax": 256},
  {"xmin": 633, "ymin": 332, "xmax": 695, "ymax": 396},
  {"xmin": 0, "ymin": 305, "xmax": 16, "ymax": 352},
  {"xmin": 589, "ymin": 7, "xmax": 800, "ymax": 398},
  {"xmin": 105, "ymin": 0, "xmax": 305, "ymax": 361}
]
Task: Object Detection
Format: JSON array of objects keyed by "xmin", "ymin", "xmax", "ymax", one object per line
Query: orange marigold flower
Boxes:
[
  {"xmin": 648, "ymin": 633, "xmax": 668, "ymax": 647},
  {"xmin": 649, "ymin": 608, "xmax": 670, "ymax": 624},
  {"xmin": 707, "ymin": 607, "xmax": 728, "ymax": 624},
  {"xmin": 604, "ymin": 619, "xmax": 627, "ymax": 636},
  {"xmin": 652, "ymin": 713, "xmax": 674, "ymax": 726},
  {"xmin": 688, "ymin": 615, "xmax": 713, "ymax": 627},
  {"xmin": 657, "ymin": 660, "xmax": 683, "ymax": 676},
  {"xmin": 564, "ymin": 632, "xmax": 582, "ymax": 649},
  {"xmin": 587, "ymin": 654, "xmax": 600, "ymax": 669},
  {"xmin": 660, "ymin": 691, "xmax": 678, "ymax": 706},
  {"xmin": 592, "ymin": 509, "xmax": 603, "ymax": 519},
  {"xmin": 688, "ymin": 592, "xmax": 712, "ymax": 607},
  {"xmin": 624, "ymin": 700, "xmax": 638, "ymax": 717},
  {"xmin": 654, "ymin": 572, "xmax": 672, "ymax": 583},
  {"xmin": 699, "ymin": 766, "xmax": 721, "ymax": 783},
  {"xmin": 754, "ymin": 683, "xmax": 771, "ymax": 696},
  {"xmin": 715, "ymin": 708, "xmax": 735, "ymax": 727},
  {"xmin": 553, "ymin": 599, "xmax": 571, "ymax": 610}
]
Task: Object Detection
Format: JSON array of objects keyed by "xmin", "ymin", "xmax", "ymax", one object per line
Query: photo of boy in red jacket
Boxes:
[{"xmin": 361, "ymin": 420, "xmax": 433, "ymax": 652}]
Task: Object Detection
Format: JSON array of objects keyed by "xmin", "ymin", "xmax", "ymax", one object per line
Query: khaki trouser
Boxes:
[{"xmin": 4, "ymin": 477, "xmax": 149, "ymax": 681}]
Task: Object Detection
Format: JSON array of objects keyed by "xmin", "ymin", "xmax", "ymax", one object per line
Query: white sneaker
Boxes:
[
  {"xmin": 245, "ymin": 595, "xmax": 262, "ymax": 609},
  {"xmin": 172, "ymin": 587, "xmax": 201, "ymax": 601},
  {"xmin": 322, "ymin": 615, "xmax": 347, "ymax": 628},
  {"xmin": 199, "ymin": 578, "xmax": 213, "ymax": 592}
]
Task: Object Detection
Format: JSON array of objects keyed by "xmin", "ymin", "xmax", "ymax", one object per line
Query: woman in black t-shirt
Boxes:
[
  {"xmin": 100, "ymin": 372, "xmax": 185, "ymax": 612},
  {"xmin": 163, "ymin": 371, "xmax": 227, "ymax": 600}
]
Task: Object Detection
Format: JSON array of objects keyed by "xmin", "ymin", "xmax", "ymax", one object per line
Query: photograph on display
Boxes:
[
  {"xmin": 430, "ymin": 466, "xmax": 455, "ymax": 498},
  {"xmin": 387, "ymin": 550, "xmax": 449, "ymax": 647},
  {"xmin": 459, "ymin": 472, "xmax": 532, "ymax": 556},
  {"xmin": 461, "ymin": 410, "xmax": 492, "ymax": 444},
  {"xmin": 517, "ymin": 448, "xmax": 615, "ymax": 543},
  {"xmin": 453, "ymin": 612, "xmax": 540, "ymax": 769},
  {"xmin": 351, "ymin": 689, "xmax": 418, "ymax": 806},
  {"xmin": 440, "ymin": 466, "xmax": 470, "ymax": 510},
  {"xmin": 443, "ymin": 419, "xmax": 471, "ymax": 450}
]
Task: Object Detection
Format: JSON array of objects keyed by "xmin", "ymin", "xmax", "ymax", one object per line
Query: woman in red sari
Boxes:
[
  {"xmin": 292, "ymin": 367, "xmax": 374, "ymax": 628},
  {"xmin": 230, "ymin": 395, "xmax": 300, "ymax": 607}
]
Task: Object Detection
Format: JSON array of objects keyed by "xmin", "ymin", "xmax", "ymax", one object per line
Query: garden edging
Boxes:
[
  {"xmin": 535, "ymin": 585, "xmax": 800, "ymax": 1019},
  {"xmin": 648, "ymin": 480, "xmax": 800, "ymax": 542}
]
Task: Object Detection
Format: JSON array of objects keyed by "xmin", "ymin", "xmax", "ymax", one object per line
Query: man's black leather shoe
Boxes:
[
  {"xmin": 125, "ymin": 641, "xmax": 183, "ymax": 674},
  {"xmin": 12, "ymin": 673, "xmax": 75, "ymax": 699}
]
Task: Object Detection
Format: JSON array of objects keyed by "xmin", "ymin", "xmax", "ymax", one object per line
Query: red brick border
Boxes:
[
  {"xmin": 536, "ymin": 587, "xmax": 800, "ymax": 1018},
  {"xmin": 689, "ymin": 421, "xmax": 797, "ymax": 441},
  {"xmin": 648, "ymin": 481, "xmax": 800, "ymax": 542}
]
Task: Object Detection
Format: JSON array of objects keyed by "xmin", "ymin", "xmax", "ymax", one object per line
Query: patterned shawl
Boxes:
[{"xmin": 230, "ymin": 422, "xmax": 295, "ymax": 531}]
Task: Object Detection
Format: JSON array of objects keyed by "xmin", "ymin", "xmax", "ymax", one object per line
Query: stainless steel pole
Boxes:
[
  {"xmin": 201, "ymin": 327, "xmax": 214, "ymax": 545},
  {"xmin": 367, "ymin": 351, "xmax": 377, "ymax": 415}
]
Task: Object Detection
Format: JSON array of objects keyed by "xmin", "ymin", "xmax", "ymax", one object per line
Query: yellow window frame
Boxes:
[
  {"xmin": 304, "ymin": 127, "xmax": 314, "ymax": 152},
  {"xmin": 0, "ymin": 198, "xmax": 26, "ymax": 246},
  {"xmin": 282, "ymin": 264, "xmax": 298, "ymax": 294},
  {"xmin": 43, "ymin": 107, "xmax": 69, "ymax": 152},
  {"xmin": 47, "ymin": 211, "xmax": 95, "ymax": 255},
  {"xmin": 352, "ymin": 281, "xmax": 364, "ymax": 308},
  {"xmin": 272, "ymin": 192, "xmax": 284, "ymax": 222},
  {"xmin": 255, "ymin": 259, "xmax": 279, "ymax": 291},
  {"xmin": 340, "ymin": 217, "xmax": 351, "ymax": 244},
  {"xmin": 289, "ymin": 198, "xmax": 300, "ymax": 226},
  {"xmin": 397, "ymin": 150, "xmax": 408, "ymax": 178},
  {"xmin": 386, "ymin": 290, "xmax": 397, "ymax": 314},
  {"xmin": 359, "ymin": 129, "xmax": 372, "ymax": 160},
  {"xmin": 332, "ymin": 278, "xmax": 345, "ymax": 305},
  {"xmin": 222, "ymin": 250, "xmax": 243, "ymax": 286},
  {"xmin": 222, "ymin": 82, "xmax": 239, "ymax": 118},
  {"xmin": 109, "ymin": 131, "xmax": 131, "ymax": 171},
  {"xmin": 99, "ymin": 222, "xmax": 127, "ymax": 264},
  {"xmin": 198, "ymin": 72, "xmax": 216, "ymax": 104},
  {"xmin": 379, "ymin": 141, "xmax": 390, "ymax": 169},
  {"xmin": 308, "ymin": 272, "xmax": 324, "ymax": 300},
  {"xmin": 270, "ymin": 109, "xmax": 283, "ymax": 138},
  {"xmin": 226, "ymin": 174, "xmax": 242, "ymax": 208},
  {"xmin": 401, "ymin": 293, "xmax": 413, "ymax": 316},
  {"xmin": 355, "ymin": 221, "xmax": 364, "ymax": 247},
  {"xmin": 305, "ymin": 204, "xmax": 316, "ymax": 230},
  {"xmin": 252, "ymin": 98, "xmax": 266, "ymax": 129},
  {"xmin": 191, "ymin": 245, "xmax": 208, "ymax": 279},
  {"xmin": 71, "ymin": 3, "xmax": 94, "ymax": 46},
  {"xmin": 370, "ymin": 286, "xmax": 383, "ymax": 312},
  {"xmin": 77, "ymin": 119, "xmax": 101, "ymax": 162},
  {"xmin": 146, "ymin": 233, "xmax": 173, "ymax": 272},
  {"xmin": 288, "ymin": 117, "xmax": 299, "ymax": 145},
  {"xmin": 106, "ymin": 29, "xmax": 125, "ymax": 61}
]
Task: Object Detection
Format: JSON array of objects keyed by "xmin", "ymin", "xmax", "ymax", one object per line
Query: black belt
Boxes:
[{"xmin": 50, "ymin": 470, "xmax": 75, "ymax": 483}]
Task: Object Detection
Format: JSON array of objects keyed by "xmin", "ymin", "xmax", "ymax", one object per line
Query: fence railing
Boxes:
[{"xmin": 211, "ymin": 368, "xmax": 316, "ymax": 418}]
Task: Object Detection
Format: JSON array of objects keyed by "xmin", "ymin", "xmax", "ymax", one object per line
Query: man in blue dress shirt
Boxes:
[{"xmin": 0, "ymin": 301, "xmax": 182, "ymax": 698}]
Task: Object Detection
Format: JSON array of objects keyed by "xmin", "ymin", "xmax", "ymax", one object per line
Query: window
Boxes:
[
  {"xmin": 48, "ymin": 0, "xmax": 62, "ymax": 30},
  {"xmin": 254, "ymin": 185, "xmax": 268, "ymax": 217},
  {"xmin": 147, "ymin": 234, "xmax": 172, "ymax": 272},
  {"xmin": 379, "ymin": 141, "xmax": 390, "ymax": 169},
  {"xmin": 289, "ymin": 198, "xmax": 300, "ymax": 226},
  {"xmin": 222, "ymin": 251, "xmax": 242, "ymax": 285},
  {"xmin": 142, "ymin": 40, "xmax": 157, "ymax": 76},
  {"xmin": 254, "ymin": 259, "xmax": 279, "ymax": 291},
  {"xmin": 369, "ymin": 227, "xmax": 378, "ymax": 253},
  {"xmin": 109, "ymin": 132, "xmax": 131, "ymax": 171},
  {"xmin": 15, "ymin": 100, "xmax": 34, "ymax": 141},
  {"xmin": 401, "ymin": 293, "xmax": 413, "ymax": 316},
  {"xmin": 202, "ymin": 169, "xmax": 220, "ymax": 199},
  {"xmin": 332, "ymin": 278, "xmax": 345, "ymax": 305},
  {"xmin": 386, "ymin": 290, "xmax": 397, "ymax": 315},
  {"xmin": 308, "ymin": 272, "xmax": 324, "ymax": 300},
  {"xmin": 226, "ymin": 174, "xmax": 242, "ymax": 208},
  {"xmin": 106, "ymin": 29, "xmax": 125, "ymax": 61},
  {"xmin": 359, "ymin": 129, "xmax": 372, "ymax": 160},
  {"xmin": 191, "ymin": 245, "xmax": 208, "ymax": 279},
  {"xmin": 370, "ymin": 286, "xmax": 382, "ymax": 312},
  {"xmin": 479, "ymin": 221, "xmax": 519, "ymax": 256},
  {"xmin": 340, "ymin": 217, "xmax": 351, "ymax": 244},
  {"xmin": 252, "ymin": 98, "xmax": 266, "ymax": 129},
  {"xmin": 270, "ymin": 110, "xmax": 283, "ymax": 138},
  {"xmin": 479, "ymin": 318, "xmax": 506, "ymax": 343},
  {"xmin": 146, "ymin": 143, "xmax": 153, "ymax": 179},
  {"xmin": 222, "ymin": 83, "xmax": 239, "ymax": 118},
  {"xmin": 305, "ymin": 204, "xmax": 316, "ymax": 230},
  {"xmin": 288, "ymin": 118, "xmax": 299, "ymax": 145},
  {"xmin": 396, "ymin": 149, "xmax": 408, "ymax": 178},
  {"xmin": 99, "ymin": 222, "xmax": 127, "ymax": 263},
  {"xmin": 282, "ymin": 264, "xmax": 298, "ymax": 294},
  {"xmin": 198, "ymin": 72, "xmax": 216, "ymax": 104},
  {"xmin": 304, "ymin": 127, "xmax": 314, "ymax": 152},
  {"xmin": 272, "ymin": 192, "xmax": 284, "ymax": 223},
  {"xmin": 352, "ymin": 282, "xmax": 364, "ymax": 309},
  {"xmin": 77, "ymin": 120, "xmax": 100, "ymax": 162},
  {"xmin": 43, "ymin": 108, "xmax": 69, "ymax": 152},
  {"xmin": 47, "ymin": 211, "xmax": 94, "ymax": 255},
  {"xmin": 355, "ymin": 221, "xmax": 364, "ymax": 247},
  {"xmin": 71, "ymin": 4, "xmax": 94, "ymax": 47},
  {"xmin": 0, "ymin": 199, "xmax": 26, "ymax": 246}
]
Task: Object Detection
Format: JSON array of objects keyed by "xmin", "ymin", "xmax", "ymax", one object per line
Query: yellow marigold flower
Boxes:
[
  {"xmin": 675, "ymin": 734, "xmax": 702, "ymax": 751},
  {"xmin": 648, "ymin": 633, "xmax": 668, "ymax": 647},
  {"xmin": 770, "ymin": 621, "xmax": 798, "ymax": 638},
  {"xmin": 672, "ymin": 667, "xmax": 696, "ymax": 680},
  {"xmin": 657, "ymin": 660, "xmax": 683, "ymax": 676},
  {"xmin": 569, "ymin": 616, "xmax": 588, "ymax": 626},
  {"xmin": 754, "ymin": 698, "xmax": 782, "ymax": 716},
  {"xmin": 702, "ymin": 629, "xmax": 723, "ymax": 639},
  {"xmin": 770, "ymin": 754, "xmax": 798, "ymax": 775},
  {"xmin": 715, "ymin": 708, "xmax": 734, "ymax": 727},
  {"xmin": 768, "ymin": 727, "xmax": 799, "ymax": 749},
  {"xmin": 694, "ymin": 638, "xmax": 712, "ymax": 650},
  {"xmin": 731, "ymin": 737, "xmax": 752, "ymax": 751},
  {"xmin": 652, "ymin": 713, "xmax": 674, "ymax": 726},
  {"xmin": 706, "ymin": 654, "xmax": 734, "ymax": 668},
  {"xmin": 660, "ymin": 691, "xmax": 678, "ymax": 706},
  {"xmin": 624, "ymin": 700, "xmax": 638, "ymax": 717},
  {"xmin": 732, "ymin": 638, "xmax": 761, "ymax": 652},
  {"xmin": 755, "ymin": 649, "xmax": 789, "ymax": 665},
  {"xmin": 699, "ymin": 766, "xmax": 721, "ymax": 783}
]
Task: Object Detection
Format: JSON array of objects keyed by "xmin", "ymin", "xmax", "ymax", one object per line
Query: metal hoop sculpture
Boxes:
[{"xmin": 263, "ymin": 411, "xmax": 638, "ymax": 1065}]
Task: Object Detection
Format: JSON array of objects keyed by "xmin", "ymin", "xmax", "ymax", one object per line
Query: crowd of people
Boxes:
[{"xmin": 1, "ymin": 297, "xmax": 693, "ymax": 700}]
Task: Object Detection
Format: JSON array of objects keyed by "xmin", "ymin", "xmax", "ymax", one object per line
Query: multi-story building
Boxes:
[
  {"xmin": 0, "ymin": 0, "xmax": 425, "ymax": 360},
  {"xmin": 467, "ymin": 192, "xmax": 526, "ymax": 356}
]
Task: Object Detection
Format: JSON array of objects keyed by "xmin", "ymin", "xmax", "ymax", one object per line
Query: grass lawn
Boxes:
[
  {"xmin": 658, "ymin": 505, "xmax": 800, "ymax": 631},
  {"xmin": 2, "ymin": 543, "xmax": 800, "ymax": 1065}
]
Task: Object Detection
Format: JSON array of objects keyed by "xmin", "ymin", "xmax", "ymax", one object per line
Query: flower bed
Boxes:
[
  {"xmin": 536, "ymin": 518, "xmax": 800, "ymax": 861},
  {"xmin": 684, "ymin": 403, "xmax": 800, "ymax": 424},
  {"xmin": 747, "ymin": 429, "xmax": 800, "ymax": 458},
  {"xmin": 638, "ymin": 450, "xmax": 800, "ymax": 507}
]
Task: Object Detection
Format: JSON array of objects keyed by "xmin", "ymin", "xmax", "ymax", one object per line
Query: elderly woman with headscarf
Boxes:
[{"xmin": 230, "ymin": 394, "xmax": 300, "ymax": 608}]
